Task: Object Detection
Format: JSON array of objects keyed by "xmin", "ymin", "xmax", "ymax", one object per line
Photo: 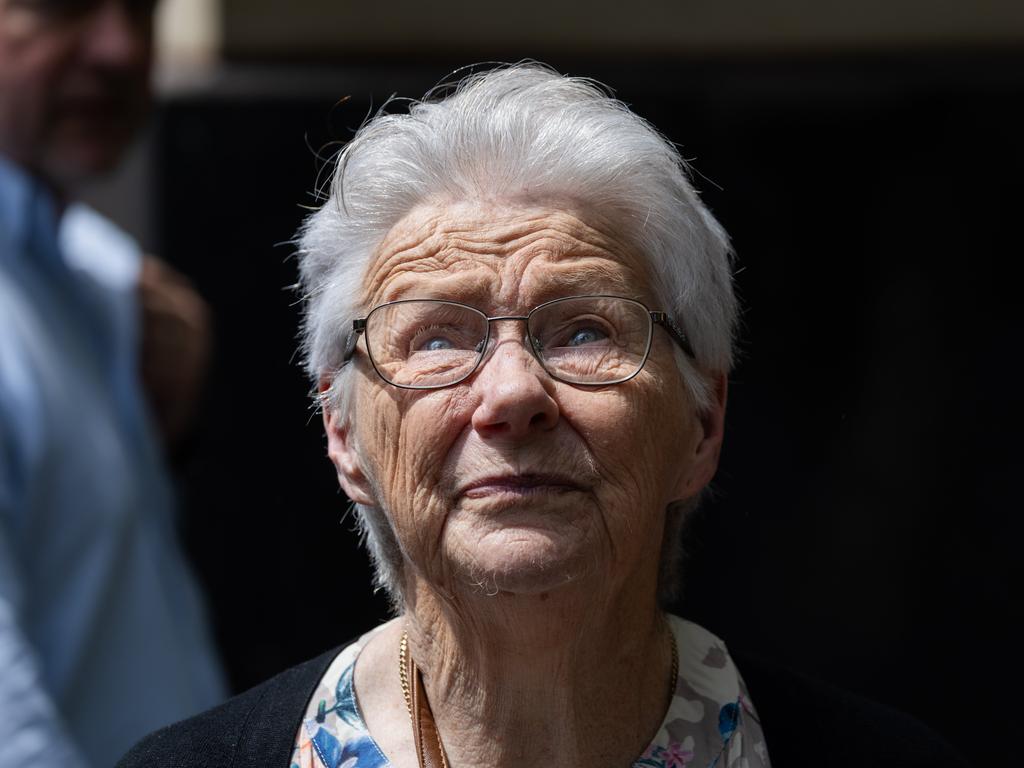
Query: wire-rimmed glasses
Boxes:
[{"xmin": 342, "ymin": 294, "xmax": 694, "ymax": 390}]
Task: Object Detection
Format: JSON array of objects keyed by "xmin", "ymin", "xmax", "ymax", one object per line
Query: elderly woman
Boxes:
[{"xmin": 120, "ymin": 65, "xmax": 968, "ymax": 768}]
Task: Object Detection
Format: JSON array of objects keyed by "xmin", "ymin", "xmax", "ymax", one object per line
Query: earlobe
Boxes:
[
  {"xmin": 672, "ymin": 373, "xmax": 728, "ymax": 500},
  {"xmin": 320, "ymin": 385, "xmax": 376, "ymax": 506}
]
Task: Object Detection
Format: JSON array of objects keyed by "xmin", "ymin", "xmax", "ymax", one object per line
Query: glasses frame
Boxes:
[{"xmin": 342, "ymin": 294, "xmax": 695, "ymax": 390}]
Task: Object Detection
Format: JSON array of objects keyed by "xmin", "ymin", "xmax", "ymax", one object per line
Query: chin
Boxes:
[
  {"xmin": 42, "ymin": 120, "xmax": 139, "ymax": 185},
  {"xmin": 448, "ymin": 526, "xmax": 600, "ymax": 598}
]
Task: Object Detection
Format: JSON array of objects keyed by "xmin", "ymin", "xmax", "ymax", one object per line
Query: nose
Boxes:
[
  {"xmin": 470, "ymin": 334, "xmax": 560, "ymax": 440},
  {"xmin": 82, "ymin": 1, "xmax": 152, "ymax": 68}
]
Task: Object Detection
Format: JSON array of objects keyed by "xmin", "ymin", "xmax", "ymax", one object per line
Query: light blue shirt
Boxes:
[{"xmin": 0, "ymin": 156, "xmax": 226, "ymax": 767}]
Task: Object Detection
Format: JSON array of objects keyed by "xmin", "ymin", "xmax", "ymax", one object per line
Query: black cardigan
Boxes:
[{"xmin": 118, "ymin": 646, "xmax": 971, "ymax": 767}]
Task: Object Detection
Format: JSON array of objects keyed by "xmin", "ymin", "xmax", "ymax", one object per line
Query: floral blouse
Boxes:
[{"xmin": 291, "ymin": 615, "xmax": 771, "ymax": 768}]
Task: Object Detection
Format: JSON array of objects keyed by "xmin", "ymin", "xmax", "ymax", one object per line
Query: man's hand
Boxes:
[{"xmin": 137, "ymin": 256, "xmax": 211, "ymax": 455}]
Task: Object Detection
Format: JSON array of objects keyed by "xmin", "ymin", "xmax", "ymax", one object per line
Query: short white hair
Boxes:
[{"xmin": 295, "ymin": 63, "xmax": 738, "ymax": 607}]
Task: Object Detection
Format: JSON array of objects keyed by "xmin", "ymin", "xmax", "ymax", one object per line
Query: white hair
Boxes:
[{"xmin": 295, "ymin": 63, "xmax": 738, "ymax": 607}]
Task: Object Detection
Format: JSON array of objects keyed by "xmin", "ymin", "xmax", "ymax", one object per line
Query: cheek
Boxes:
[
  {"xmin": 356, "ymin": 383, "xmax": 474, "ymax": 558},
  {"xmin": 2, "ymin": 23, "xmax": 77, "ymax": 82},
  {"xmin": 574, "ymin": 373, "xmax": 691, "ymax": 521},
  {"xmin": 0, "ymin": 54, "xmax": 44, "ymax": 119},
  {"xmin": 0, "ymin": 34, "xmax": 75, "ymax": 145}
]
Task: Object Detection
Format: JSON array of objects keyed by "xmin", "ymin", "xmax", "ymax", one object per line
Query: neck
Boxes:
[{"xmin": 400, "ymin": 575, "xmax": 673, "ymax": 768}]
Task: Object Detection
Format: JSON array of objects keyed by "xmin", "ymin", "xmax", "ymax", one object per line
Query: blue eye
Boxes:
[
  {"xmin": 409, "ymin": 322, "xmax": 467, "ymax": 352},
  {"xmin": 568, "ymin": 327, "xmax": 607, "ymax": 346},
  {"xmin": 421, "ymin": 337, "xmax": 454, "ymax": 351}
]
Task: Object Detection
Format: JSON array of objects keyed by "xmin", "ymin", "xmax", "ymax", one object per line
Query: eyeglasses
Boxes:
[{"xmin": 342, "ymin": 294, "xmax": 695, "ymax": 390}]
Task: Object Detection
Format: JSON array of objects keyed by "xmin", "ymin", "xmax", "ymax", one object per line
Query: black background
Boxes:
[{"xmin": 156, "ymin": 52, "xmax": 1022, "ymax": 765}]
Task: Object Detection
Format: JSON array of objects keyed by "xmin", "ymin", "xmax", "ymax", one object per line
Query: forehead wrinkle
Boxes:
[
  {"xmin": 519, "ymin": 256, "xmax": 649, "ymax": 303},
  {"xmin": 365, "ymin": 232, "xmax": 563, "ymax": 308},
  {"xmin": 359, "ymin": 202, "xmax": 646, "ymax": 309},
  {"xmin": 381, "ymin": 253, "xmax": 496, "ymax": 299},
  {"xmin": 382, "ymin": 269, "xmax": 497, "ymax": 304}
]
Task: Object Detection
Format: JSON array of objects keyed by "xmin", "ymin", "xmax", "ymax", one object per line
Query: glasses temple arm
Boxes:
[
  {"xmin": 342, "ymin": 318, "xmax": 366, "ymax": 364},
  {"xmin": 650, "ymin": 312, "xmax": 696, "ymax": 359}
]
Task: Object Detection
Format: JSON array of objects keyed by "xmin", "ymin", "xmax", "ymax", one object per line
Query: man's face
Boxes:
[{"xmin": 0, "ymin": 0, "xmax": 155, "ymax": 186}]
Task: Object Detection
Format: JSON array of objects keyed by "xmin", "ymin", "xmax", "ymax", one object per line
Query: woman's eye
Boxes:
[
  {"xmin": 567, "ymin": 326, "xmax": 608, "ymax": 346},
  {"xmin": 408, "ymin": 323, "xmax": 472, "ymax": 352},
  {"xmin": 420, "ymin": 337, "xmax": 454, "ymax": 351}
]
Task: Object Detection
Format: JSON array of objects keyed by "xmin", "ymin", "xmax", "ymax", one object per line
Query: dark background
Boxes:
[{"xmin": 153, "ymin": 52, "xmax": 1021, "ymax": 765}]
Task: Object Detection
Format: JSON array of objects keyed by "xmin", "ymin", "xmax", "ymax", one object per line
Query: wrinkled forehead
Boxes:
[{"xmin": 358, "ymin": 200, "xmax": 656, "ymax": 311}]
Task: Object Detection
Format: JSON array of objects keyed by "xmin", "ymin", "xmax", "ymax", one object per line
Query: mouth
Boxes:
[
  {"xmin": 457, "ymin": 473, "xmax": 588, "ymax": 500},
  {"xmin": 60, "ymin": 95, "xmax": 134, "ymax": 122}
]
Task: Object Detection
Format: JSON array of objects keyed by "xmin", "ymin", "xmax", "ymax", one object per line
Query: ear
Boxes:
[
  {"xmin": 672, "ymin": 372, "xmax": 728, "ymax": 501},
  {"xmin": 320, "ymin": 380, "xmax": 376, "ymax": 506}
]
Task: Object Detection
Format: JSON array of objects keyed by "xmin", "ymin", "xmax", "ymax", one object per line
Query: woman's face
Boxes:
[{"xmin": 327, "ymin": 200, "xmax": 724, "ymax": 600}]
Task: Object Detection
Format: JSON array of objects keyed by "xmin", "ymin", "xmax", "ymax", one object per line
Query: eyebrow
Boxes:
[{"xmin": 379, "ymin": 272, "xmax": 496, "ymax": 305}]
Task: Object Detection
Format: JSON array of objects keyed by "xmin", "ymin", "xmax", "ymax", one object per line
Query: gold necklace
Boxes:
[
  {"xmin": 398, "ymin": 630, "xmax": 416, "ymax": 721},
  {"xmin": 399, "ymin": 630, "xmax": 449, "ymax": 768},
  {"xmin": 399, "ymin": 618, "xmax": 678, "ymax": 768}
]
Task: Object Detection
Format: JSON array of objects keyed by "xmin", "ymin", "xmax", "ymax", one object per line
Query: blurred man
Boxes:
[{"xmin": 0, "ymin": 1, "xmax": 225, "ymax": 765}]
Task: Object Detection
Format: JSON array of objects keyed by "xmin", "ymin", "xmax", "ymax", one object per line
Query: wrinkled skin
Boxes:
[
  {"xmin": 326, "ymin": 200, "xmax": 724, "ymax": 603},
  {"xmin": 0, "ymin": 0, "xmax": 155, "ymax": 186}
]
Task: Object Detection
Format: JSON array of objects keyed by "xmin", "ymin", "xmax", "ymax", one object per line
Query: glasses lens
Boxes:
[
  {"xmin": 529, "ymin": 296, "xmax": 653, "ymax": 384},
  {"xmin": 365, "ymin": 301, "xmax": 488, "ymax": 388}
]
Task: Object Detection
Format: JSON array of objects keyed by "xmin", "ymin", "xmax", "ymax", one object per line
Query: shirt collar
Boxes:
[{"xmin": 0, "ymin": 153, "xmax": 62, "ymax": 265}]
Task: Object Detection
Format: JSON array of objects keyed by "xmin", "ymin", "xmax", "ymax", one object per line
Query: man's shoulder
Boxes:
[
  {"xmin": 117, "ymin": 645, "xmax": 344, "ymax": 768},
  {"xmin": 732, "ymin": 649, "xmax": 971, "ymax": 767}
]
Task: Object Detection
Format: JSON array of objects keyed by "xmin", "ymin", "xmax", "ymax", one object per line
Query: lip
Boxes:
[
  {"xmin": 60, "ymin": 96, "xmax": 127, "ymax": 118},
  {"xmin": 457, "ymin": 473, "xmax": 588, "ymax": 499}
]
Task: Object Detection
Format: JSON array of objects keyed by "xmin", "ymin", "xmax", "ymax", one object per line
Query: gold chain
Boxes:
[
  {"xmin": 399, "ymin": 630, "xmax": 413, "ymax": 720},
  {"xmin": 400, "ymin": 630, "xmax": 449, "ymax": 768}
]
